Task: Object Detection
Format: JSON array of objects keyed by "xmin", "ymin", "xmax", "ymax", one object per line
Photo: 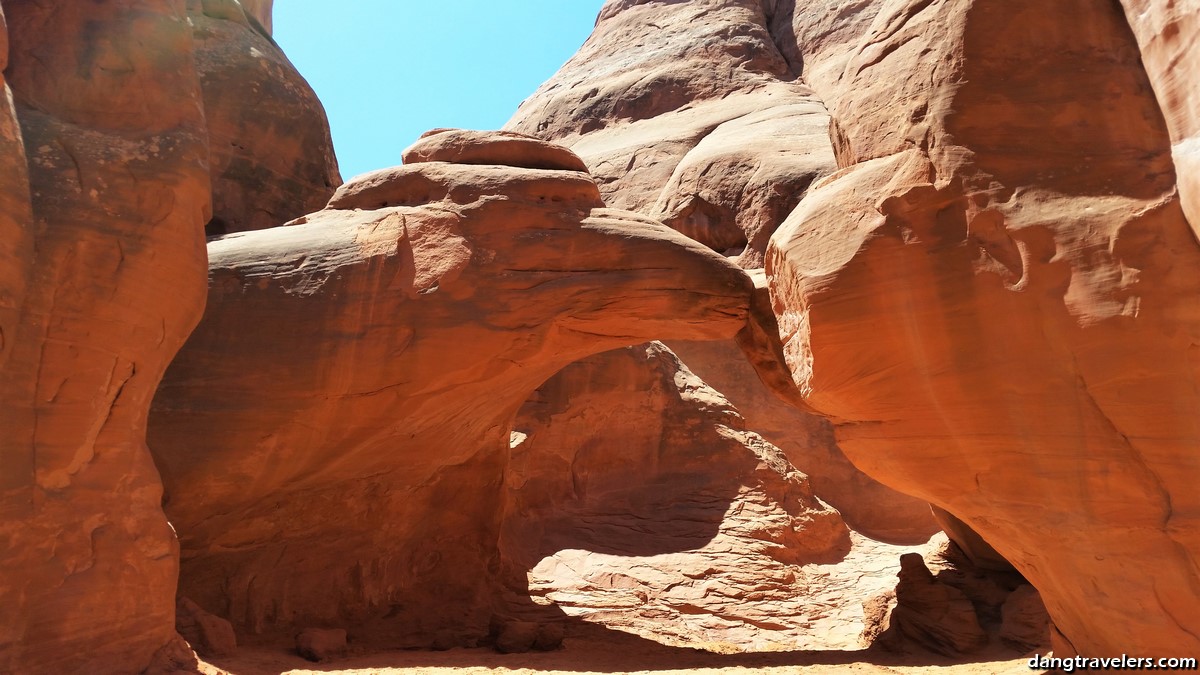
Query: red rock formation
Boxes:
[
  {"xmin": 507, "ymin": 0, "xmax": 934, "ymax": 545},
  {"xmin": 881, "ymin": 553, "xmax": 989, "ymax": 656},
  {"xmin": 508, "ymin": 0, "xmax": 833, "ymax": 268},
  {"xmin": 188, "ymin": 0, "xmax": 341, "ymax": 234},
  {"xmin": 765, "ymin": 0, "xmax": 1200, "ymax": 657},
  {"xmin": 177, "ymin": 596, "xmax": 238, "ymax": 658},
  {"xmin": 502, "ymin": 343, "xmax": 869, "ymax": 651},
  {"xmin": 862, "ymin": 539, "xmax": 1043, "ymax": 656},
  {"xmin": 671, "ymin": 334, "xmax": 936, "ymax": 543},
  {"xmin": 148, "ymin": 131, "xmax": 756, "ymax": 648},
  {"xmin": 1118, "ymin": 0, "xmax": 1200, "ymax": 233},
  {"xmin": 0, "ymin": 3, "xmax": 32, "ymax": 392},
  {"xmin": 239, "ymin": 0, "xmax": 273, "ymax": 34},
  {"xmin": 0, "ymin": 1, "xmax": 212, "ymax": 671},
  {"xmin": 999, "ymin": 585, "xmax": 1050, "ymax": 652}
]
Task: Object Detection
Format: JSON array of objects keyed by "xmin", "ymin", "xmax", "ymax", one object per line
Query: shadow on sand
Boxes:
[{"xmin": 203, "ymin": 618, "xmax": 1039, "ymax": 675}]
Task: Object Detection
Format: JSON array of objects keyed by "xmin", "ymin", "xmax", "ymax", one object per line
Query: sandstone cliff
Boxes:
[
  {"xmin": 148, "ymin": 130, "xmax": 758, "ymax": 648},
  {"xmin": 0, "ymin": 0, "xmax": 342, "ymax": 670},
  {"xmin": 3, "ymin": 0, "xmax": 1198, "ymax": 668},
  {"xmin": 502, "ymin": 342, "xmax": 942, "ymax": 651},
  {"xmin": 766, "ymin": 0, "xmax": 1200, "ymax": 657},
  {"xmin": 515, "ymin": 0, "xmax": 1200, "ymax": 658},
  {"xmin": 189, "ymin": 0, "xmax": 341, "ymax": 235},
  {"xmin": 0, "ymin": 2, "xmax": 210, "ymax": 672},
  {"xmin": 506, "ymin": 0, "xmax": 935, "ymax": 545}
]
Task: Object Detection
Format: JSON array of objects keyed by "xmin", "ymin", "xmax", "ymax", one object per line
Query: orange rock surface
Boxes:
[
  {"xmin": 148, "ymin": 131, "xmax": 756, "ymax": 648},
  {"xmin": 3, "ymin": 0, "xmax": 1197, "ymax": 668},
  {"xmin": 0, "ymin": 1, "xmax": 211, "ymax": 672},
  {"xmin": 238, "ymin": 0, "xmax": 273, "ymax": 34},
  {"xmin": 507, "ymin": 0, "xmax": 932, "ymax": 545},
  {"xmin": 189, "ymin": 0, "xmax": 341, "ymax": 234},
  {"xmin": 1119, "ymin": 0, "xmax": 1200, "ymax": 233},
  {"xmin": 508, "ymin": 0, "xmax": 834, "ymax": 269},
  {"xmin": 501, "ymin": 342, "xmax": 868, "ymax": 651},
  {"xmin": 762, "ymin": 0, "xmax": 1200, "ymax": 657},
  {"xmin": 514, "ymin": 0, "xmax": 1200, "ymax": 656}
]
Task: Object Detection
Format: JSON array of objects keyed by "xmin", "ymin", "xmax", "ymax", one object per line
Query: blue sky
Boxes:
[{"xmin": 274, "ymin": 1, "xmax": 607, "ymax": 180}]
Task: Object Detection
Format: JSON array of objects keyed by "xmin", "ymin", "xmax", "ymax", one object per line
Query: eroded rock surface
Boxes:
[
  {"xmin": 239, "ymin": 0, "xmax": 273, "ymax": 34},
  {"xmin": 507, "ymin": 0, "xmax": 835, "ymax": 268},
  {"xmin": 177, "ymin": 596, "xmax": 238, "ymax": 658},
  {"xmin": 763, "ymin": 0, "xmax": 1200, "ymax": 657},
  {"xmin": 188, "ymin": 0, "xmax": 341, "ymax": 234},
  {"xmin": 670, "ymin": 334, "xmax": 936, "ymax": 543},
  {"xmin": 0, "ymin": 1, "xmax": 211, "ymax": 671},
  {"xmin": 507, "ymin": 0, "xmax": 932, "ymax": 548},
  {"xmin": 518, "ymin": 0, "xmax": 1200, "ymax": 656},
  {"xmin": 862, "ymin": 540, "xmax": 1042, "ymax": 656},
  {"xmin": 885, "ymin": 554, "xmax": 988, "ymax": 656},
  {"xmin": 502, "ymin": 343, "xmax": 864, "ymax": 651},
  {"xmin": 1119, "ymin": 0, "xmax": 1200, "ymax": 233},
  {"xmin": 148, "ymin": 130, "xmax": 755, "ymax": 648}
]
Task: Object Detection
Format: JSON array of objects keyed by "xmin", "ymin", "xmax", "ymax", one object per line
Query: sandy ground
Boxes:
[{"xmin": 199, "ymin": 624, "xmax": 1047, "ymax": 675}]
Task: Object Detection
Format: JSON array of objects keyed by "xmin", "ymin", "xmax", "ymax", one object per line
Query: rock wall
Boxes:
[
  {"xmin": 669, "ymin": 336, "xmax": 935, "ymax": 543},
  {"xmin": 188, "ymin": 0, "xmax": 341, "ymax": 234},
  {"xmin": 238, "ymin": 0, "xmax": 273, "ymax": 34},
  {"xmin": 148, "ymin": 130, "xmax": 756, "ymax": 648},
  {"xmin": 502, "ymin": 343, "xmax": 861, "ymax": 651},
  {"xmin": 516, "ymin": 0, "xmax": 1200, "ymax": 657},
  {"xmin": 507, "ymin": 0, "xmax": 935, "ymax": 546},
  {"xmin": 0, "ymin": 1, "xmax": 212, "ymax": 672},
  {"xmin": 1118, "ymin": 0, "xmax": 1200, "ymax": 233},
  {"xmin": 0, "ymin": 0, "xmax": 345, "ymax": 668},
  {"xmin": 762, "ymin": 0, "xmax": 1200, "ymax": 657},
  {"xmin": 5, "ymin": 0, "xmax": 1195, "ymax": 666},
  {"xmin": 508, "ymin": 0, "xmax": 832, "ymax": 268}
]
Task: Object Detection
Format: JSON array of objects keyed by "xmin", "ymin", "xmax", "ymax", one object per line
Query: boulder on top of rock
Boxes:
[
  {"xmin": 403, "ymin": 128, "xmax": 590, "ymax": 173},
  {"xmin": 324, "ymin": 161, "xmax": 602, "ymax": 212}
]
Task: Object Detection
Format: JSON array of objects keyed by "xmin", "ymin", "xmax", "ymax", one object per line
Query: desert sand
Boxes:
[{"xmin": 199, "ymin": 623, "xmax": 1043, "ymax": 675}]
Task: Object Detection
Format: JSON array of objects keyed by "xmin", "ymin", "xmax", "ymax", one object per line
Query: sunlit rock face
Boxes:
[
  {"xmin": 761, "ymin": 0, "xmax": 1200, "ymax": 658},
  {"xmin": 501, "ymin": 342, "xmax": 869, "ymax": 652},
  {"xmin": 1117, "ymin": 0, "xmax": 1200, "ymax": 234},
  {"xmin": 0, "ymin": 1, "xmax": 211, "ymax": 672},
  {"xmin": 148, "ymin": 130, "xmax": 757, "ymax": 648},
  {"xmin": 506, "ymin": 0, "xmax": 938, "ymax": 550},
  {"xmin": 508, "ymin": 0, "xmax": 833, "ymax": 270},
  {"xmin": 188, "ymin": 0, "xmax": 341, "ymax": 235}
]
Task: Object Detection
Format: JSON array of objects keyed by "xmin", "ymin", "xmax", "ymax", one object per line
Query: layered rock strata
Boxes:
[
  {"xmin": 1119, "ymin": 0, "xmax": 1200, "ymax": 232},
  {"xmin": 0, "ymin": 1, "xmax": 212, "ymax": 672},
  {"xmin": 148, "ymin": 130, "xmax": 757, "ymax": 648},
  {"xmin": 508, "ymin": 0, "xmax": 935, "ymax": 545},
  {"xmin": 762, "ymin": 0, "xmax": 1200, "ymax": 657},
  {"xmin": 520, "ymin": 0, "xmax": 1200, "ymax": 656},
  {"xmin": 188, "ymin": 0, "xmax": 341, "ymax": 234},
  {"xmin": 502, "ymin": 343, "xmax": 859, "ymax": 651}
]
